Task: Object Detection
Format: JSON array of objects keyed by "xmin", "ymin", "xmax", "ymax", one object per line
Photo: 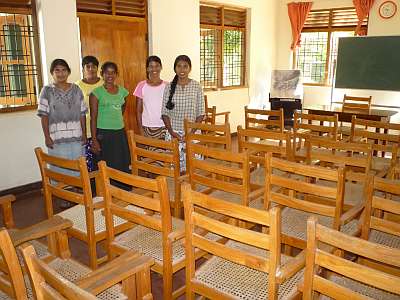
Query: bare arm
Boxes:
[
  {"xmin": 40, "ymin": 116, "xmax": 54, "ymax": 149},
  {"xmin": 162, "ymin": 115, "xmax": 181, "ymax": 141},
  {"xmin": 80, "ymin": 115, "xmax": 87, "ymax": 145},
  {"xmin": 89, "ymin": 93, "xmax": 100, "ymax": 153},
  {"xmin": 136, "ymin": 97, "xmax": 144, "ymax": 134}
]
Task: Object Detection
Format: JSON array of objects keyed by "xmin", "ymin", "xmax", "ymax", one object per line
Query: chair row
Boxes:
[{"xmin": 2, "ymin": 152, "xmax": 399, "ymax": 299}]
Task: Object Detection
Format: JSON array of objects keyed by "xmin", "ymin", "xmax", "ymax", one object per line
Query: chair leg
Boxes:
[{"xmin": 89, "ymin": 241, "xmax": 98, "ymax": 269}]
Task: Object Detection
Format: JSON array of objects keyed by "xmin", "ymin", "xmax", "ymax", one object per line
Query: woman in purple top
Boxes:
[{"xmin": 134, "ymin": 55, "xmax": 167, "ymax": 140}]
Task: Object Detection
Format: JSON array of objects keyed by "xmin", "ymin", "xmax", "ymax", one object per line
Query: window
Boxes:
[
  {"xmin": 200, "ymin": 4, "xmax": 246, "ymax": 90},
  {"xmin": 294, "ymin": 8, "xmax": 367, "ymax": 86},
  {"xmin": 0, "ymin": 0, "xmax": 41, "ymax": 111}
]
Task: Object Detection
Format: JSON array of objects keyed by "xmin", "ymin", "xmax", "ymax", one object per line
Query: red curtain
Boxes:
[
  {"xmin": 287, "ymin": 2, "xmax": 313, "ymax": 50},
  {"xmin": 353, "ymin": 0, "xmax": 375, "ymax": 36}
]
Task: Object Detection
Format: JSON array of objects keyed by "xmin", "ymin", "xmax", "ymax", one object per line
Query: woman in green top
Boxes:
[{"xmin": 89, "ymin": 61, "xmax": 130, "ymax": 174}]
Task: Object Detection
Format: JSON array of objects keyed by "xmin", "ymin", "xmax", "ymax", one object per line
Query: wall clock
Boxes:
[{"xmin": 379, "ymin": 0, "xmax": 397, "ymax": 19}]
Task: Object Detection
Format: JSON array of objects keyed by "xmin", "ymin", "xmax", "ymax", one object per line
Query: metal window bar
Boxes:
[{"xmin": 0, "ymin": 13, "xmax": 38, "ymax": 107}]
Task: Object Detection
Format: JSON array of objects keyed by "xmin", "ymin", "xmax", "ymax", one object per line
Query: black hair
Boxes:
[
  {"xmin": 146, "ymin": 55, "xmax": 162, "ymax": 79},
  {"xmin": 146, "ymin": 55, "xmax": 162, "ymax": 68},
  {"xmin": 100, "ymin": 61, "xmax": 118, "ymax": 76},
  {"xmin": 166, "ymin": 55, "xmax": 192, "ymax": 110},
  {"xmin": 50, "ymin": 58, "xmax": 71, "ymax": 74},
  {"xmin": 82, "ymin": 55, "xmax": 99, "ymax": 68}
]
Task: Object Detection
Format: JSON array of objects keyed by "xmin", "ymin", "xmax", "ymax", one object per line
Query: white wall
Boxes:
[
  {"xmin": 149, "ymin": 0, "xmax": 278, "ymax": 132},
  {"xmin": 0, "ymin": 0, "xmax": 81, "ymax": 191},
  {"xmin": 276, "ymin": 0, "xmax": 400, "ymax": 123}
]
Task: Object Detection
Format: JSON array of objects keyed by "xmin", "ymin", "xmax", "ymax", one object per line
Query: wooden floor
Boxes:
[{"xmin": 0, "ymin": 190, "xmax": 186, "ymax": 299}]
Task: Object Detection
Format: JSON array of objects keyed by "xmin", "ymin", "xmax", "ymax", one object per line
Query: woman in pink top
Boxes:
[{"xmin": 134, "ymin": 56, "xmax": 167, "ymax": 140}]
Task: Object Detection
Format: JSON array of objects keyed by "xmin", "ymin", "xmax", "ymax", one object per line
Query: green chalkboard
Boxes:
[{"xmin": 335, "ymin": 36, "xmax": 400, "ymax": 91}]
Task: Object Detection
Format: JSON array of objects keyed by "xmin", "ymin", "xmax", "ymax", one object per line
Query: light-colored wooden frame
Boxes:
[
  {"xmin": 244, "ymin": 106, "xmax": 284, "ymax": 132},
  {"xmin": 127, "ymin": 130, "xmax": 183, "ymax": 218},
  {"xmin": 264, "ymin": 153, "xmax": 360, "ymax": 250},
  {"xmin": 293, "ymin": 111, "xmax": 338, "ymax": 158},
  {"xmin": 99, "ymin": 161, "xmax": 194, "ymax": 300},
  {"xmin": 342, "ymin": 94, "xmax": 372, "ymax": 113},
  {"xmin": 34, "ymin": 147, "xmax": 132, "ymax": 269},
  {"xmin": 183, "ymin": 183, "xmax": 304, "ymax": 299},
  {"xmin": 303, "ymin": 216, "xmax": 400, "ymax": 299}
]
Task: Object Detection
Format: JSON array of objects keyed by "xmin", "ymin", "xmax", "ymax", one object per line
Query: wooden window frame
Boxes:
[
  {"xmin": 200, "ymin": 3, "xmax": 247, "ymax": 91},
  {"xmin": 293, "ymin": 7, "xmax": 367, "ymax": 87},
  {"xmin": 0, "ymin": 0, "xmax": 42, "ymax": 113}
]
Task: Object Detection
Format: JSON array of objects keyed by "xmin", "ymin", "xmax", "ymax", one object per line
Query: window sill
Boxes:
[
  {"xmin": 0, "ymin": 104, "xmax": 38, "ymax": 114},
  {"xmin": 204, "ymin": 85, "xmax": 248, "ymax": 92},
  {"xmin": 303, "ymin": 83, "xmax": 332, "ymax": 87}
]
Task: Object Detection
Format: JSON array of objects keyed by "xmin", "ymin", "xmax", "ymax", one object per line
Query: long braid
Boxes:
[{"xmin": 166, "ymin": 75, "xmax": 178, "ymax": 110}]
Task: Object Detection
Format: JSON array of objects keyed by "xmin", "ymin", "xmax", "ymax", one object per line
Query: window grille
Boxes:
[
  {"xmin": 200, "ymin": 4, "xmax": 246, "ymax": 89},
  {"xmin": 295, "ymin": 7, "xmax": 367, "ymax": 85},
  {"xmin": 0, "ymin": 10, "xmax": 40, "ymax": 110}
]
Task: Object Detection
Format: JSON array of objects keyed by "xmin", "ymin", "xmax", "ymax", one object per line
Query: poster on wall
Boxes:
[{"xmin": 270, "ymin": 70, "xmax": 303, "ymax": 99}]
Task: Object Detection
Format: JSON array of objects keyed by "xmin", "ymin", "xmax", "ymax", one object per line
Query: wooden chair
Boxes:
[
  {"xmin": 264, "ymin": 153, "xmax": 360, "ymax": 251},
  {"xmin": 204, "ymin": 95, "xmax": 230, "ymax": 125},
  {"xmin": 303, "ymin": 216, "xmax": 400, "ymax": 299},
  {"xmin": 292, "ymin": 111, "xmax": 338, "ymax": 160},
  {"xmin": 339, "ymin": 94, "xmax": 372, "ymax": 137},
  {"xmin": 350, "ymin": 115, "xmax": 400, "ymax": 176},
  {"xmin": 244, "ymin": 106, "xmax": 284, "ymax": 132},
  {"xmin": 237, "ymin": 125, "xmax": 292, "ymax": 185},
  {"xmin": 35, "ymin": 147, "xmax": 133, "ymax": 269},
  {"xmin": 0, "ymin": 194, "xmax": 16, "ymax": 229},
  {"xmin": 183, "ymin": 184, "xmax": 304, "ymax": 300},
  {"xmin": 187, "ymin": 142, "xmax": 264, "ymax": 209},
  {"xmin": 0, "ymin": 227, "xmax": 154, "ymax": 300},
  {"xmin": 99, "ymin": 161, "xmax": 201, "ymax": 300},
  {"xmin": 127, "ymin": 131, "xmax": 184, "ymax": 218},
  {"xmin": 0, "ymin": 216, "xmax": 72, "ymax": 299},
  {"xmin": 305, "ymin": 137, "xmax": 373, "ymax": 206},
  {"xmin": 184, "ymin": 119, "xmax": 232, "ymax": 151},
  {"xmin": 360, "ymin": 174, "xmax": 400, "ymax": 270}
]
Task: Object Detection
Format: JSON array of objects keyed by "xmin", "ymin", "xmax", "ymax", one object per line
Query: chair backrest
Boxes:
[
  {"xmin": 361, "ymin": 174, "xmax": 400, "ymax": 242},
  {"xmin": 204, "ymin": 95, "xmax": 216, "ymax": 124},
  {"xmin": 293, "ymin": 111, "xmax": 338, "ymax": 140},
  {"xmin": 265, "ymin": 153, "xmax": 345, "ymax": 230},
  {"xmin": 20, "ymin": 243, "xmax": 98, "ymax": 300},
  {"xmin": 303, "ymin": 217, "xmax": 400, "ymax": 299},
  {"xmin": 98, "ymin": 161, "xmax": 172, "ymax": 259},
  {"xmin": 184, "ymin": 119, "xmax": 232, "ymax": 151},
  {"xmin": 350, "ymin": 115, "xmax": 400, "ymax": 158},
  {"xmin": 34, "ymin": 147, "xmax": 92, "ymax": 213},
  {"xmin": 244, "ymin": 106, "xmax": 284, "ymax": 132},
  {"xmin": 305, "ymin": 137, "xmax": 372, "ymax": 183},
  {"xmin": 183, "ymin": 184, "xmax": 283, "ymax": 298},
  {"xmin": 342, "ymin": 94, "xmax": 372, "ymax": 113},
  {"xmin": 0, "ymin": 229, "xmax": 27, "ymax": 300},
  {"xmin": 237, "ymin": 125, "xmax": 292, "ymax": 165},
  {"xmin": 186, "ymin": 142, "xmax": 251, "ymax": 206}
]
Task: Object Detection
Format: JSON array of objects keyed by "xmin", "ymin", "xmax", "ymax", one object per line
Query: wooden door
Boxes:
[{"xmin": 78, "ymin": 14, "xmax": 147, "ymax": 132}]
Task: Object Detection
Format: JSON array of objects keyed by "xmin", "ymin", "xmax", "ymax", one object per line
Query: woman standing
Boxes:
[
  {"xmin": 37, "ymin": 58, "xmax": 87, "ymax": 207},
  {"xmin": 134, "ymin": 55, "xmax": 167, "ymax": 140},
  {"xmin": 161, "ymin": 55, "xmax": 205, "ymax": 172},
  {"xmin": 76, "ymin": 55, "xmax": 103, "ymax": 171},
  {"xmin": 89, "ymin": 62, "xmax": 130, "ymax": 174}
]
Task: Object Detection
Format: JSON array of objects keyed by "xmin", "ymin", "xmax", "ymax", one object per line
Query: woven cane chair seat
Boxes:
[
  {"xmin": 319, "ymin": 274, "xmax": 400, "ymax": 300},
  {"xmin": 195, "ymin": 240, "xmax": 303, "ymax": 300},
  {"xmin": 281, "ymin": 207, "xmax": 358, "ymax": 241},
  {"xmin": 113, "ymin": 217, "xmax": 185, "ymax": 265},
  {"xmin": 372, "ymin": 156, "xmax": 391, "ymax": 172},
  {"xmin": 369, "ymin": 229, "xmax": 400, "ymax": 249},
  {"xmin": 208, "ymin": 190, "xmax": 242, "ymax": 205},
  {"xmin": 57, "ymin": 198, "xmax": 141, "ymax": 234}
]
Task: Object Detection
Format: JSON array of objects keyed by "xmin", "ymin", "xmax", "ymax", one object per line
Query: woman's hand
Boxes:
[
  {"xmin": 81, "ymin": 135, "xmax": 87, "ymax": 146},
  {"xmin": 45, "ymin": 136, "xmax": 54, "ymax": 149},
  {"xmin": 170, "ymin": 131, "xmax": 182, "ymax": 141},
  {"xmin": 91, "ymin": 139, "xmax": 101, "ymax": 154}
]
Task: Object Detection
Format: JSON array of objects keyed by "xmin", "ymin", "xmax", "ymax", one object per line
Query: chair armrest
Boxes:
[
  {"xmin": 9, "ymin": 216, "xmax": 72, "ymax": 246},
  {"xmin": 88, "ymin": 170, "xmax": 99, "ymax": 179},
  {"xmin": 76, "ymin": 251, "xmax": 154, "ymax": 295},
  {"xmin": 0, "ymin": 194, "xmax": 16, "ymax": 228},
  {"xmin": 215, "ymin": 111, "xmax": 230, "ymax": 116},
  {"xmin": 340, "ymin": 202, "xmax": 364, "ymax": 226},
  {"xmin": 276, "ymin": 249, "xmax": 306, "ymax": 284},
  {"xmin": 168, "ymin": 228, "xmax": 185, "ymax": 242},
  {"xmin": 248, "ymin": 186, "xmax": 265, "ymax": 200},
  {"xmin": 178, "ymin": 174, "xmax": 189, "ymax": 183}
]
